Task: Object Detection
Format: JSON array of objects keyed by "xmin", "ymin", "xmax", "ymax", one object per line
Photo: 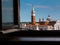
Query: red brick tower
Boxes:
[{"xmin": 31, "ymin": 7, "xmax": 36, "ymax": 25}]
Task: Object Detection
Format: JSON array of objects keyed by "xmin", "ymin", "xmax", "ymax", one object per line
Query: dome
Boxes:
[
  {"xmin": 54, "ymin": 20, "xmax": 60, "ymax": 26},
  {"xmin": 56, "ymin": 20, "xmax": 60, "ymax": 23},
  {"xmin": 42, "ymin": 18, "xmax": 44, "ymax": 21},
  {"xmin": 47, "ymin": 15, "xmax": 51, "ymax": 21}
]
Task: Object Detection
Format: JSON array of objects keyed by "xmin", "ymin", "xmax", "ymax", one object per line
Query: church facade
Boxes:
[{"xmin": 20, "ymin": 7, "xmax": 60, "ymax": 30}]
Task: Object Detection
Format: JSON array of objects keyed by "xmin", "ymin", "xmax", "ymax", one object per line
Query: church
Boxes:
[{"xmin": 20, "ymin": 7, "xmax": 60, "ymax": 30}]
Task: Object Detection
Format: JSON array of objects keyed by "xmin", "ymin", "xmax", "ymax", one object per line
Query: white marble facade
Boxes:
[
  {"xmin": 54, "ymin": 20, "xmax": 60, "ymax": 30},
  {"xmin": 20, "ymin": 20, "xmax": 60, "ymax": 30},
  {"xmin": 47, "ymin": 26, "xmax": 53, "ymax": 30}
]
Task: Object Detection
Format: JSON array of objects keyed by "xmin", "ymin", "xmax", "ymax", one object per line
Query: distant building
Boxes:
[
  {"xmin": 47, "ymin": 15, "xmax": 52, "ymax": 21},
  {"xmin": 54, "ymin": 20, "xmax": 60, "ymax": 30},
  {"xmin": 20, "ymin": 7, "xmax": 59, "ymax": 30},
  {"xmin": 47, "ymin": 26, "xmax": 54, "ymax": 30}
]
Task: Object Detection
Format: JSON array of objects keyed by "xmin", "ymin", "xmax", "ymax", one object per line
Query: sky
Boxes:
[{"xmin": 20, "ymin": 0, "xmax": 60, "ymax": 22}]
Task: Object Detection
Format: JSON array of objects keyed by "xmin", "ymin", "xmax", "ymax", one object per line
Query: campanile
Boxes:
[{"xmin": 31, "ymin": 7, "xmax": 36, "ymax": 25}]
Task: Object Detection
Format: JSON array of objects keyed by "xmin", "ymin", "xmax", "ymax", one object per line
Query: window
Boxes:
[
  {"xmin": 2, "ymin": 0, "xmax": 14, "ymax": 29},
  {"xmin": 1, "ymin": 0, "xmax": 20, "ymax": 30},
  {"xmin": 2, "ymin": 0, "xmax": 13, "ymax": 25}
]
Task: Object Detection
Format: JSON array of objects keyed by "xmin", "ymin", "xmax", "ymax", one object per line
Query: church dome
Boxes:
[
  {"xmin": 47, "ymin": 15, "xmax": 51, "ymax": 21},
  {"xmin": 56, "ymin": 20, "xmax": 60, "ymax": 23}
]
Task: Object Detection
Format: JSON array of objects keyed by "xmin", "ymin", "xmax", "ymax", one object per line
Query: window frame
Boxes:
[{"xmin": 0, "ymin": 0, "xmax": 2, "ymax": 30}]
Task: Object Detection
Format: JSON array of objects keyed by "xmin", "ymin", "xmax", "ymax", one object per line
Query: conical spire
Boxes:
[
  {"xmin": 32, "ymin": 5, "xmax": 35, "ymax": 16},
  {"xmin": 32, "ymin": 5, "xmax": 34, "ymax": 11}
]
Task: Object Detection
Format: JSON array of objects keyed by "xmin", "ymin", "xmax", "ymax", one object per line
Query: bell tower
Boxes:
[{"xmin": 31, "ymin": 6, "xmax": 36, "ymax": 25}]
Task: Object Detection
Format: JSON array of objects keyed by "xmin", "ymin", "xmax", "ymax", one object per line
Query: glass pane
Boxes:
[{"xmin": 2, "ymin": 0, "xmax": 13, "ymax": 27}]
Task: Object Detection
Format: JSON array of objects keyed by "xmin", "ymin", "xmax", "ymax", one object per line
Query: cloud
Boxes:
[
  {"xmin": 2, "ymin": 7, "xmax": 13, "ymax": 13},
  {"xmin": 49, "ymin": 6, "xmax": 60, "ymax": 10},
  {"xmin": 26, "ymin": 3, "xmax": 32, "ymax": 6},
  {"xmin": 2, "ymin": 0, "xmax": 9, "ymax": 2},
  {"xmin": 26, "ymin": 3, "xmax": 60, "ymax": 9},
  {"xmin": 34, "ymin": 5, "xmax": 50, "ymax": 8},
  {"xmin": 55, "ymin": 6, "xmax": 60, "ymax": 8},
  {"xmin": 26, "ymin": 3, "xmax": 50, "ymax": 8}
]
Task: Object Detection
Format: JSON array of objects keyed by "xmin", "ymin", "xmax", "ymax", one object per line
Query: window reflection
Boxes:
[{"xmin": 2, "ymin": 0, "xmax": 13, "ymax": 27}]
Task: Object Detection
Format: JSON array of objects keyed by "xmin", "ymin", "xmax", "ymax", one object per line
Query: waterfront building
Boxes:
[{"xmin": 20, "ymin": 7, "xmax": 58, "ymax": 30}]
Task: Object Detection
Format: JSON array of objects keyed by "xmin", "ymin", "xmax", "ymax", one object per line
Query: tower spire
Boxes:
[
  {"xmin": 32, "ymin": 5, "xmax": 35, "ymax": 16},
  {"xmin": 32, "ymin": 5, "xmax": 34, "ymax": 11}
]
